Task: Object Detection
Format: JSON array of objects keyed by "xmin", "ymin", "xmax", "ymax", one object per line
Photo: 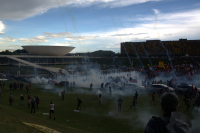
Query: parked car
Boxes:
[
  {"xmin": 175, "ymin": 82, "xmax": 200, "ymax": 93},
  {"xmin": 105, "ymin": 82, "xmax": 123, "ymax": 90},
  {"xmin": 124, "ymin": 83, "xmax": 145, "ymax": 91},
  {"xmin": 150, "ymin": 84, "xmax": 174, "ymax": 93},
  {"xmin": 48, "ymin": 80, "xmax": 59, "ymax": 85},
  {"xmin": 0, "ymin": 73, "xmax": 6, "ymax": 78},
  {"xmin": 59, "ymin": 81, "xmax": 69, "ymax": 86}
]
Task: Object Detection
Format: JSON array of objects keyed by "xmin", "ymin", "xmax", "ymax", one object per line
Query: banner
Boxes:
[{"xmin": 159, "ymin": 61, "xmax": 164, "ymax": 68}]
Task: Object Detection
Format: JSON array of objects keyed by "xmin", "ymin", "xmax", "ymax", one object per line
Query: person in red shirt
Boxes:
[
  {"xmin": 26, "ymin": 85, "xmax": 29, "ymax": 93},
  {"xmin": 151, "ymin": 92, "xmax": 156, "ymax": 104}
]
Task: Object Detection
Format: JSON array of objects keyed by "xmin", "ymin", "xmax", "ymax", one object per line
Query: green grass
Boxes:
[{"xmin": 0, "ymin": 81, "xmax": 197, "ymax": 133}]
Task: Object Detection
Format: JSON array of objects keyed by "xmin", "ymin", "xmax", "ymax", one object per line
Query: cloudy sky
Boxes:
[{"xmin": 0, "ymin": 0, "xmax": 199, "ymax": 53}]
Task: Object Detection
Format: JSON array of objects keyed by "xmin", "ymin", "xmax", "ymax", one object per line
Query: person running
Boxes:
[
  {"xmin": 20, "ymin": 94, "xmax": 24, "ymax": 106},
  {"xmin": 28, "ymin": 95, "xmax": 31, "ymax": 109},
  {"xmin": 77, "ymin": 98, "xmax": 82, "ymax": 110},
  {"xmin": 99, "ymin": 94, "xmax": 102, "ymax": 106},
  {"xmin": 31, "ymin": 99, "xmax": 36, "ymax": 113},
  {"xmin": 36, "ymin": 96, "xmax": 39, "ymax": 109},
  {"xmin": 9, "ymin": 93, "xmax": 13, "ymax": 105},
  {"xmin": 49, "ymin": 101, "xmax": 55, "ymax": 120},
  {"xmin": 130, "ymin": 96, "xmax": 136, "ymax": 108},
  {"xmin": 135, "ymin": 91, "xmax": 138, "ymax": 103},
  {"xmin": 117, "ymin": 97, "xmax": 123, "ymax": 111},
  {"xmin": 150, "ymin": 92, "xmax": 156, "ymax": 104}
]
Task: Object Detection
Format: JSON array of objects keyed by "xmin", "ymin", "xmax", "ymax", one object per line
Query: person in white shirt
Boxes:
[{"xmin": 49, "ymin": 101, "xmax": 55, "ymax": 120}]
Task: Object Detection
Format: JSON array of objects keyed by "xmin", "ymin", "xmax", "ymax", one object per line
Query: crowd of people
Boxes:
[{"xmin": 2, "ymin": 67, "xmax": 200, "ymax": 133}]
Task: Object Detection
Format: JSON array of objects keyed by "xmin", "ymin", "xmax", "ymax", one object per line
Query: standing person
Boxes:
[
  {"xmin": 144, "ymin": 93, "xmax": 192, "ymax": 133},
  {"xmin": 109, "ymin": 87, "xmax": 112, "ymax": 97},
  {"xmin": 9, "ymin": 83, "xmax": 12, "ymax": 90},
  {"xmin": 150, "ymin": 92, "xmax": 156, "ymax": 104},
  {"xmin": 31, "ymin": 99, "xmax": 36, "ymax": 113},
  {"xmin": 26, "ymin": 85, "xmax": 29, "ymax": 93},
  {"xmin": 77, "ymin": 98, "xmax": 82, "ymax": 110},
  {"xmin": 117, "ymin": 97, "xmax": 123, "ymax": 111},
  {"xmin": 22, "ymin": 83, "xmax": 24, "ymax": 91},
  {"xmin": 99, "ymin": 94, "xmax": 102, "ymax": 106},
  {"xmin": 135, "ymin": 91, "xmax": 138, "ymax": 103},
  {"xmin": 33, "ymin": 96, "xmax": 36, "ymax": 102},
  {"xmin": 100, "ymin": 83, "xmax": 104, "ymax": 91},
  {"xmin": 62, "ymin": 90, "xmax": 65, "ymax": 101},
  {"xmin": 28, "ymin": 95, "xmax": 31, "ymax": 109},
  {"xmin": 130, "ymin": 96, "xmax": 136, "ymax": 108},
  {"xmin": 90, "ymin": 83, "xmax": 93, "ymax": 90},
  {"xmin": 9, "ymin": 93, "xmax": 13, "ymax": 105},
  {"xmin": 20, "ymin": 94, "xmax": 24, "ymax": 106},
  {"xmin": 36, "ymin": 96, "xmax": 39, "ymax": 109},
  {"xmin": 49, "ymin": 101, "xmax": 55, "ymax": 120}
]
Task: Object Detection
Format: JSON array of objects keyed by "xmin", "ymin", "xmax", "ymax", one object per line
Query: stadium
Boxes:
[{"xmin": 121, "ymin": 39, "xmax": 200, "ymax": 56}]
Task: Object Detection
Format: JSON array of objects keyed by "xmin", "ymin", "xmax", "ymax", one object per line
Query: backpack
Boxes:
[{"xmin": 153, "ymin": 112, "xmax": 192, "ymax": 133}]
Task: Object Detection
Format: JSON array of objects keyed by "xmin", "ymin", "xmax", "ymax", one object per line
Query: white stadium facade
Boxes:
[{"xmin": 22, "ymin": 45, "xmax": 75, "ymax": 56}]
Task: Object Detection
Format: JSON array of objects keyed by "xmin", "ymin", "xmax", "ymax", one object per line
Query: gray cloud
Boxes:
[
  {"xmin": 0, "ymin": 0, "xmax": 162, "ymax": 20},
  {"xmin": 44, "ymin": 32, "xmax": 97, "ymax": 41},
  {"xmin": 111, "ymin": 33, "xmax": 148, "ymax": 36}
]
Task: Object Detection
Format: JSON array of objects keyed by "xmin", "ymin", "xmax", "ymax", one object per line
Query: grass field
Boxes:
[{"xmin": 0, "ymin": 81, "xmax": 198, "ymax": 133}]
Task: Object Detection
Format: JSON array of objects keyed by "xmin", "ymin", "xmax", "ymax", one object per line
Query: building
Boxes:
[
  {"xmin": 22, "ymin": 45, "xmax": 75, "ymax": 56},
  {"xmin": 0, "ymin": 45, "xmax": 78, "ymax": 74},
  {"xmin": 121, "ymin": 39, "xmax": 200, "ymax": 56}
]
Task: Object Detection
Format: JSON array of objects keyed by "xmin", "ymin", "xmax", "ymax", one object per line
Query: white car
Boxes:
[
  {"xmin": 124, "ymin": 83, "xmax": 145, "ymax": 91},
  {"xmin": 105, "ymin": 82, "xmax": 123, "ymax": 90},
  {"xmin": 175, "ymin": 83, "xmax": 200, "ymax": 93},
  {"xmin": 150, "ymin": 84, "xmax": 174, "ymax": 92}
]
